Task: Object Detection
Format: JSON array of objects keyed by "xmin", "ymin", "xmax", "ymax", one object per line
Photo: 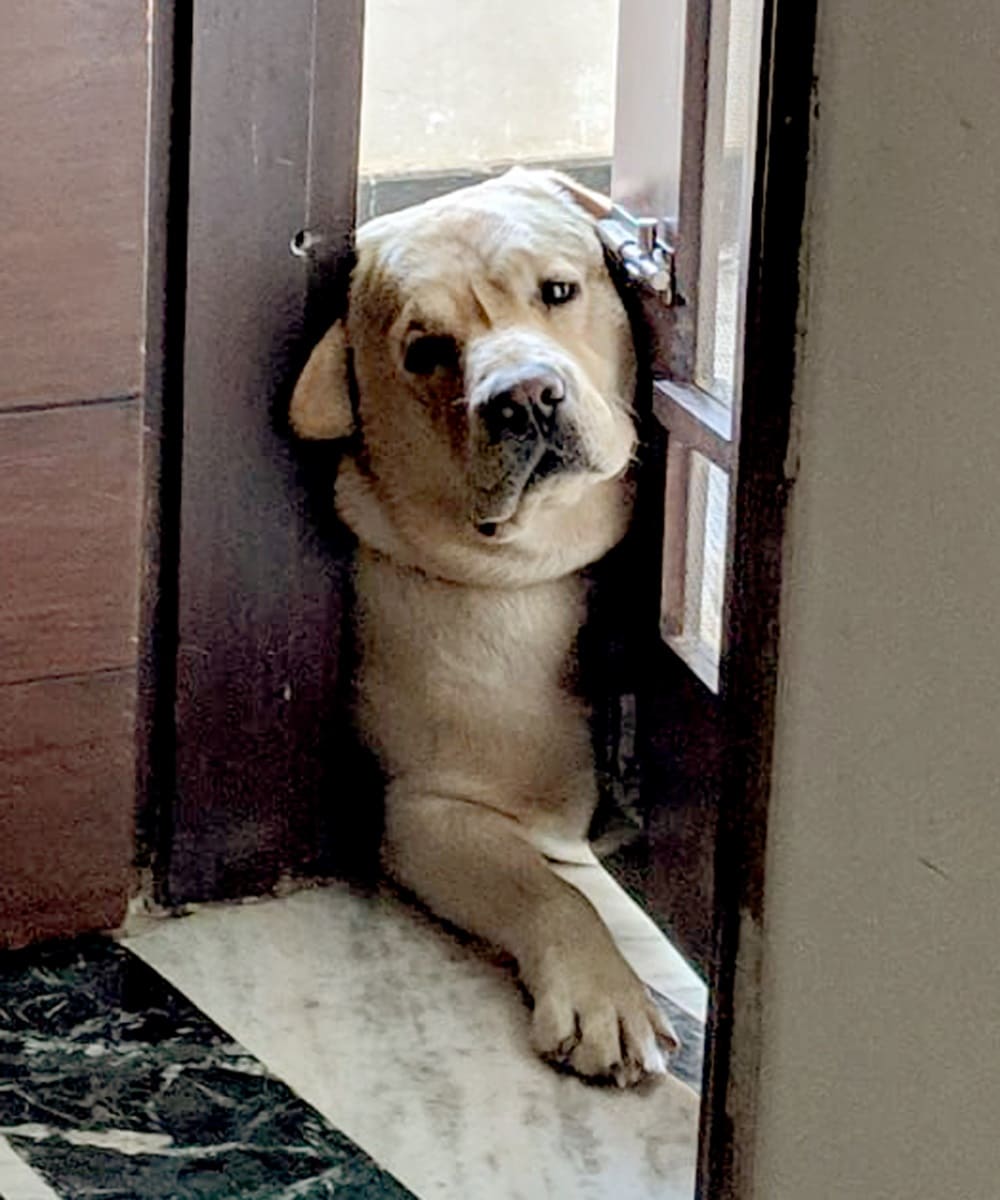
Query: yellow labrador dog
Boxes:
[{"xmin": 290, "ymin": 168, "xmax": 675, "ymax": 1086}]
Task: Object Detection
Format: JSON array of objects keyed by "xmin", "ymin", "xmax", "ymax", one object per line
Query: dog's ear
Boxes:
[
  {"xmin": 539, "ymin": 169, "xmax": 615, "ymax": 222},
  {"xmin": 501, "ymin": 166, "xmax": 614, "ymax": 223},
  {"xmin": 289, "ymin": 321, "xmax": 354, "ymax": 440}
]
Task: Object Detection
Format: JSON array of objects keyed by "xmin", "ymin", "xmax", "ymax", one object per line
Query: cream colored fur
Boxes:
[{"xmin": 291, "ymin": 169, "xmax": 675, "ymax": 1085}]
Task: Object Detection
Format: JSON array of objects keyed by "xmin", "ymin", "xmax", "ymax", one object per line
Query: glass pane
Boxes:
[
  {"xmin": 674, "ymin": 449, "xmax": 729, "ymax": 689},
  {"xmin": 696, "ymin": 0, "xmax": 764, "ymax": 404},
  {"xmin": 699, "ymin": 454, "xmax": 729, "ymax": 658},
  {"xmin": 357, "ymin": 0, "xmax": 621, "ymax": 219},
  {"xmin": 682, "ymin": 452, "xmax": 710, "ymax": 640},
  {"xmin": 610, "ymin": 0, "xmax": 686, "ymax": 220}
]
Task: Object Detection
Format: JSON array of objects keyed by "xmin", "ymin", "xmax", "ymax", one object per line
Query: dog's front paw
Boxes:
[{"xmin": 529, "ymin": 949, "xmax": 678, "ymax": 1087}]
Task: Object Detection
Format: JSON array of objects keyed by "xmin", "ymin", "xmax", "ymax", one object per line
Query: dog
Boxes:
[{"xmin": 290, "ymin": 168, "xmax": 676, "ymax": 1086}]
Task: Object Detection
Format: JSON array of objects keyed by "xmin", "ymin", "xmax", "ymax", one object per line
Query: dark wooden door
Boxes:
[{"xmin": 143, "ymin": 1, "xmax": 365, "ymax": 904}]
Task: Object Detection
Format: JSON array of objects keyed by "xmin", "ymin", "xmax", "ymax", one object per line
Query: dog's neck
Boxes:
[{"xmin": 335, "ymin": 456, "xmax": 631, "ymax": 591}]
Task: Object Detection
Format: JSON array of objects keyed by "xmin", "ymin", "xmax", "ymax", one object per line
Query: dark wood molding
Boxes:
[
  {"xmin": 136, "ymin": 0, "xmax": 194, "ymax": 883},
  {"xmin": 698, "ymin": 0, "xmax": 820, "ymax": 1196}
]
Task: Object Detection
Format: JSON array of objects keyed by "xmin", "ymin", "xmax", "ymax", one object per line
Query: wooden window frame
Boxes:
[{"xmin": 613, "ymin": 0, "xmax": 765, "ymax": 693}]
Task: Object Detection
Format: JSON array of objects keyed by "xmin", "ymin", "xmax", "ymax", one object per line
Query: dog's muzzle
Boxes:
[{"xmin": 468, "ymin": 359, "xmax": 586, "ymax": 533}]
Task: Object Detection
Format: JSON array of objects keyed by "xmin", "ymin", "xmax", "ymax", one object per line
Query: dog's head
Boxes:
[{"xmin": 291, "ymin": 168, "xmax": 638, "ymax": 585}]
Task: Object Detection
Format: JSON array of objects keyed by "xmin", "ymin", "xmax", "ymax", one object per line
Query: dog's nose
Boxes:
[{"xmin": 481, "ymin": 370, "xmax": 565, "ymax": 441}]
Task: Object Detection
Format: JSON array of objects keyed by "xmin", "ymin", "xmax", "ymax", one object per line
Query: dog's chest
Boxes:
[{"xmin": 353, "ymin": 549, "xmax": 592, "ymax": 797}]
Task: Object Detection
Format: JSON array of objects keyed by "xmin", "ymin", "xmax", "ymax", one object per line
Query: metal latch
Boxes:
[{"xmin": 596, "ymin": 207, "xmax": 675, "ymax": 303}]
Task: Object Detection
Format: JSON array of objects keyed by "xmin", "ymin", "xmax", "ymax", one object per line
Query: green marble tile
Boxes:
[{"xmin": 0, "ymin": 938, "xmax": 413, "ymax": 1199}]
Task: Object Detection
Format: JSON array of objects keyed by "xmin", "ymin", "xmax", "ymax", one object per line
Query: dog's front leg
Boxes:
[{"xmin": 383, "ymin": 789, "xmax": 675, "ymax": 1085}]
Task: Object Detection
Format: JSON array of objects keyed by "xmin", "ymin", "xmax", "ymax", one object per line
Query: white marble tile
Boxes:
[
  {"xmin": 0, "ymin": 1138, "xmax": 61, "ymax": 1200},
  {"xmin": 125, "ymin": 885, "xmax": 700, "ymax": 1200}
]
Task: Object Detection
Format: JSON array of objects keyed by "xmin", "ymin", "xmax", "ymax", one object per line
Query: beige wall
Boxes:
[
  {"xmin": 358, "ymin": 0, "xmax": 619, "ymax": 175},
  {"xmin": 754, "ymin": 1, "xmax": 1000, "ymax": 1195}
]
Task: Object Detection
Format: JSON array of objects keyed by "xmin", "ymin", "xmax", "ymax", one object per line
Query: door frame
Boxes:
[
  {"xmin": 138, "ymin": 2, "xmax": 819, "ymax": 1195},
  {"xmin": 138, "ymin": 0, "xmax": 366, "ymax": 902}
]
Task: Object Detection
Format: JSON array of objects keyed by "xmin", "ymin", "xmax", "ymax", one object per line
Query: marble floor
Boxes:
[{"xmin": 1, "ymin": 867, "xmax": 707, "ymax": 1200}]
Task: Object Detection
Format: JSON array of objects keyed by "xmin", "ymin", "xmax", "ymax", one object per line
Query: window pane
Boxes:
[
  {"xmin": 696, "ymin": 0, "xmax": 764, "ymax": 404},
  {"xmin": 357, "ymin": 0, "xmax": 621, "ymax": 218},
  {"xmin": 664, "ymin": 447, "xmax": 729, "ymax": 691},
  {"xmin": 610, "ymin": 0, "xmax": 685, "ymax": 220},
  {"xmin": 699, "ymin": 455, "xmax": 729, "ymax": 658},
  {"xmin": 684, "ymin": 451, "xmax": 729, "ymax": 660}
]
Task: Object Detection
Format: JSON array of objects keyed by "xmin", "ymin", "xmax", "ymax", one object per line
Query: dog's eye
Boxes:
[
  {"xmin": 403, "ymin": 334, "xmax": 459, "ymax": 376},
  {"xmin": 540, "ymin": 280, "xmax": 580, "ymax": 307}
]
